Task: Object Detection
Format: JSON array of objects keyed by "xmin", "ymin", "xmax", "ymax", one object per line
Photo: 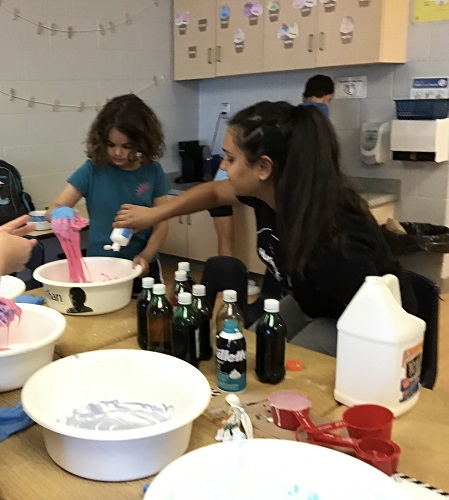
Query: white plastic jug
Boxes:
[{"xmin": 334, "ymin": 274, "xmax": 425, "ymax": 417}]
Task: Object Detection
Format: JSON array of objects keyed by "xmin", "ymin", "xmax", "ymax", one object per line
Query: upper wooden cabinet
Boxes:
[{"xmin": 173, "ymin": 0, "xmax": 409, "ymax": 80}]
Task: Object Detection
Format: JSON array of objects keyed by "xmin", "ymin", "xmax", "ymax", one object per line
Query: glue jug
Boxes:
[{"xmin": 334, "ymin": 274, "xmax": 425, "ymax": 417}]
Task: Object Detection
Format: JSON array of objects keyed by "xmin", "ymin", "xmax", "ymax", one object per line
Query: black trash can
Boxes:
[{"xmin": 382, "ymin": 222, "xmax": 449, "ymax": 256}]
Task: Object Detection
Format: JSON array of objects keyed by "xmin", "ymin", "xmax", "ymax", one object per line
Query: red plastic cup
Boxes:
[
  {"xmin": 355, "ymin": 437, "xmax": 401, "ymax": 475},
  {"xmin": 268, "ymin": 391, "xmax": 312, "ymax": 430},
  {"xmin": 342, "ymin": 404, "xmax": 394, "ymax": 440}
]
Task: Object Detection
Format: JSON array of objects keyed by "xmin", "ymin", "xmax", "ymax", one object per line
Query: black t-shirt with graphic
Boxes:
[{"xmin": 237, "ymin": 196, "xmax": 416, "ymax": 319}]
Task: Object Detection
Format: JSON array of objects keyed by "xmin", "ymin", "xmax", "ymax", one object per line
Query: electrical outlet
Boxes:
[{"xmin": 221, "ymin": 102, "xmax": 231, "ymax": 117}]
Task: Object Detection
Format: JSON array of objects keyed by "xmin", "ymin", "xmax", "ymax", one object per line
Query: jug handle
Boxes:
[{"xmin": 382, "ymin": 274, "xmax": 402, "ymax": 307}]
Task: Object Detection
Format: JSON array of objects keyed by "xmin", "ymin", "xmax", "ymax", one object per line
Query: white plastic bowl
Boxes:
[
  {"xmin": 0, "ymin": 304, "xmax": 66, "ymax": 392},
  {"xmin": 148, "ymin": 440, "xmax": 408, "ymax": 500},
  {"xmin": 28, "ymin": 210, "xmax": 51, "ymax": 230},
  {"xmin": 0, "ymin": 275, "xmax": 26, "ymax": 300},
  {"xmin": 21, "ymin": 349, "xmax": 211, "ymax": 481},
  {"xmin": 33, "ymin": 257, "xmax": 142, "ymax": 315}
]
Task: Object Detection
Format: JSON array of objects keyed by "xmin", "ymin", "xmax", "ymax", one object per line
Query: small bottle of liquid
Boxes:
[
  {"xmin": 178, "ymin": 261, "xmax": 195, "ymax": 289},
  {"xmin": 103, "ymin": 227, "xmax": 133, "ymax": 251},
  {"xmin": 216, "ymin": 319, "xmax": 247, "ymax": 393},
  {"xmin": 192, "ymin": 284, "xmax": 213, "ymax": 361},
  {"xmin": 136, "ymin": 277, "xmax": 155, "ymax": 350},
  {"xmin": 255, "ymin": 298, "xmax": 286, "ymax": 384},
  {"xmin": 170, "ymin": 270, "xmax": 192, "ymax": 311},
  {"xmin": 215, "ymin": 290, "xmax": 245, "ymax": 339},
  {"xmin": 171, "ymin": 292, "xmax": 200, "ymax": 368},
  {"xmin": 147, "ymin": 283, "xmax": 173, "ymax": 355}
]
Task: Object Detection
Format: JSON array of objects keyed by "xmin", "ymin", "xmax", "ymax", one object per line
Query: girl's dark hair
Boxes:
[
  {"xmin": 86, "ymin": 94, "xmax": 165, "ymax": 166},
  {"xmin": 229, "ymin": 101, "xmax": 369, "ymax": 275}
]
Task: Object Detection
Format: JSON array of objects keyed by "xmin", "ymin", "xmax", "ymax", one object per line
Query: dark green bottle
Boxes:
[
  {"xmin": 192, "ymin": 284, "xmax": 213, "ymax": 361},
  {"xmin": 136, "ymin": 277, "xmax": 154, "ymax": 350},
  {"xmin": 171, "ymin": 292, "xmax": 200, "ymax": 368},
  {"xmin": 147, "ymin": 283, "xmax": 173, "ymax": 355}
]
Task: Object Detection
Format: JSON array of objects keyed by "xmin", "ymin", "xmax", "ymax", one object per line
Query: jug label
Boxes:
[{"xmin": 400, "ymin": 342, "xmax": 423, "ymax": 403}]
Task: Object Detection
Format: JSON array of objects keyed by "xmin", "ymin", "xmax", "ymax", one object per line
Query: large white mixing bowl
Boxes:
[
  {"xmin": 33, "ymin": 257, "xmax": 142, "ymax": 315},
  {"xmin": 0, "ymin": 304, "xmax": 66, "ymax": 392},
  {"xmin": 22, "ymin": 349, "xmax": 211, "ymax": 481}
]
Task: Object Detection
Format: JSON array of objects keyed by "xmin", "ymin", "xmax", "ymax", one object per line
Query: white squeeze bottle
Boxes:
[
  {"xmin": 334, "ymin": 274, "xmax": 425, "ymax": 417},
  {"xmin": 104, "ymin": 228, "xmax": 133, "ymax": 251}
]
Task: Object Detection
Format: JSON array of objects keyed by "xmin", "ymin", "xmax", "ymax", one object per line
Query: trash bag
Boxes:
[{"xmin": 382, "ymin": 222, "xmax": 449, "ymax": 255}]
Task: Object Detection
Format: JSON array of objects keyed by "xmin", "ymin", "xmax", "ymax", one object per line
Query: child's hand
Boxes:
[
  {"xmin": 114, "ymin": 204, "xmax": 155, "ymax": 232},
  {"xmin": 0, "ymin": 232, "xmax": 36, "ymax": 275},
  {"xmin": 133, "ymin": 255, "xmax": 149, "ymax": 275},
  {"xmin": 0, "ymin": 214, "xmax": 35, "ymax": 236}
]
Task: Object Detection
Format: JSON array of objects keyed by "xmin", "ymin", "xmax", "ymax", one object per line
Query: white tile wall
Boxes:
[{"xmin": 0, "ymin": 0, "xmax": 194, "ymax": 217}]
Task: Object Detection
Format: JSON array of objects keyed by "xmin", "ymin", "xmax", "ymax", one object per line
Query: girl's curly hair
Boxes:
[{"xmin": 86, "ymin": 94, "xmax": 165, "ymax": 166}]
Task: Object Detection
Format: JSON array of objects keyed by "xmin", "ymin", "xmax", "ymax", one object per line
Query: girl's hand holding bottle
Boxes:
[{"xmin": 114, "ymin": 204, "xmax": 157, "ymax": 232}]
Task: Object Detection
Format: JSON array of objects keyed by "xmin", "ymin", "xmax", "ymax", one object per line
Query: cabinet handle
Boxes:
[
  {"xmin": 216, "ymin": 45, "xmax": 221, "ymax": 62},
  {"xmin": 207, "ymin": 48, "xmax": 213, "ymax": 64},
  {"xmin": 319, "ymin": 32, "xmax": 325, "ymax": 51},
  {"xmin": 187, "ymin": 214, "xmax": 192, "ymax": 225},
  {"xmin": 307, "ymin": 34, "xmax": 314, "ymax": 53}
]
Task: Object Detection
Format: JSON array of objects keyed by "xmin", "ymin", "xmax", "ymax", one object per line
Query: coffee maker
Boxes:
[{"xmin": 176, "ymin": 140, "xmax": 204, "ymax": 183}]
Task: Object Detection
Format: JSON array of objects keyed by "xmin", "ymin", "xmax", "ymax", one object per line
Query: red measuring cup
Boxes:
[{"xmin": 268, "ymin": 391, "xmax": 312, "ymax": 430}]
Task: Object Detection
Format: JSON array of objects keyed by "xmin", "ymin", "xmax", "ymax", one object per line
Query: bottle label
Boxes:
[
  {"xmin": 120, "ymin": 228, "xmax": 133, "ymax": 238},
  {"xmin": 216, "ymin": 336, "xmax": 246, "ymax": 392},
  {"xmin": 400, "ymin": 342, "xmax": 423, "ymax": 403}
]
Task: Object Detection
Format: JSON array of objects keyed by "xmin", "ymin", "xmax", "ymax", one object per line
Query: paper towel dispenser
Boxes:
[{"xmin": 390, "ymin": 118, "xmax": 449, "ymax": 163}]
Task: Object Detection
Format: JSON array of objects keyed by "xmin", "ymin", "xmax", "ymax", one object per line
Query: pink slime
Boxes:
[
  {"xmin": 51, "ymin": 214, "xmax": 89, "ymax": 283},
  {"xmin": 0, "ymin": 298, "xmax": 22, "ymax": 351}
]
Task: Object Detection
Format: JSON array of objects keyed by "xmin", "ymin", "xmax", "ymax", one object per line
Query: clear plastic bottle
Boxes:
[
  {"xmin": 103, "ymin": 227, "xmax": 133, "ymax": 251},
  {"xmin": 255, "ymin": 298, "xmax": 286, "ymax": 384},
  {"xmin": 216, "ymin": 319, "xmax": 247, "ymax": 393},
  {"xmin": 136, "ymin": 277, "xmax": 155, "ymax": 350},
  {"xmin": 170, "ymin": 270, "xmax": 192, "ymax": 311},
  {"xmin": 215, "ymin": 289, "xmax": 244, "ymax": 339},
  {"xmin": 171, "ymin": 291, "xmax": 200, "ymax": 368},
  {"xmin": 178, "ymin": 261, "xmax": 195, "ymax": 290},
  {"xmin": 147, "ymin": 283, "xmax": 173, "ymax": 355},
  {"xmin": 192, "ymin": 284, "xmax": 213, "ymax": 361}
]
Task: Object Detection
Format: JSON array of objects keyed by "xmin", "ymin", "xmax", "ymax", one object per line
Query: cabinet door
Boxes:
[
  {"xmin": 316, "ymin": 0, "xmax": 408, "ymax": 68},
  {"xmin": 263, "ymin": 0, "xmax": 318, "ymax": 72},
  {"xmin": 173, "ymin": 0, "xmax": 216, "ymax": 80},
  {"xmin": 160, "ymin": 197, "xmax": 189, "ymax": 257},
  {"xmin": 234, "ymin": 205, "xmax": 265, "ymax": 276},
  {"xmin": 215, "ymin": 0, "xmax": 264, "ymax": 77},
  {"xmin": 187, "ymin": 210, "xmax": 219, "ymax": 262}
]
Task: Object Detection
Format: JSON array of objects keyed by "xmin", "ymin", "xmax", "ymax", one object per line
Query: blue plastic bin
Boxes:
[{"xmin": 395, "ymin": 99, "xmax": 449, "ymax": 120}]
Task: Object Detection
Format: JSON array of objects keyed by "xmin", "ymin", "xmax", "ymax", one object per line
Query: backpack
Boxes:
[{"xmin": 0, "ymin": 160, "xmax": 35, "ymax": 226}]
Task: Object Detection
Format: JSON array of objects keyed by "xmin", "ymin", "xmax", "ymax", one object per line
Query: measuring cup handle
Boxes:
[
  {"xmin": 313, "ymin": 420, "xmax": 346, "ymax": 433},
  {"xmin": 293, "ymin": 411, "xmax": 319, "ymax": 433},
  {"xmin": 307, "ymin": 432, "xmax": 358, "ymax": 450}
]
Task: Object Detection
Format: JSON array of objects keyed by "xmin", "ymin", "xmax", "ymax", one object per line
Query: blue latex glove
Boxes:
[
  {"xmin": 15, "ymin": 295, "xmax": 45, "ymax": 305},
  {"xmin": 0, "ymin": 403, "xmax": 34, "ymax": 442},
  {"xmin": 50, "ymin": 206, "xmax": 75, "ymax": 220}
]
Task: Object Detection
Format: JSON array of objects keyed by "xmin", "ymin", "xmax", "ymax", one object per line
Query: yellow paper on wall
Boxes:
[{"xmin": 414, "ymin": 0, "xmax": 449, "ymax": 22}]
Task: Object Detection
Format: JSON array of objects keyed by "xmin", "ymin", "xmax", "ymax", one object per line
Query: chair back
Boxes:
[
  {"xmin": 201, "ymin": 256, "xmax": 248, "ymax": 315},
  {"xmin": 403, "ymin": 269, "xmax": 439, "ymax": 389}
]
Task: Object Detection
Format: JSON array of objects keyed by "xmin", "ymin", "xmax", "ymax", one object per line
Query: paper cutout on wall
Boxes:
[
  {"xmin": 277, "ymin": 22, "xmax": 299, "ymax": 48},
  {"xmin": 198, "ymin": 18, "xmax": 208, "ymax": 32},
  {"xmin": 340, "ymin": 15, "xmax": 355, "ymax": 43},
  {"xmin": 188, "ymin": 46, "xmax": 197, "ymax": 58},
  {"xmin": 320, "ymin": 0, "xmax": 337, "ymax": 10},
  {"xmin": 293, "ymin": 0, "xmax": 317, "ymax": 12},
  {"xmin": 234, "ymin": 28, "xmax": 246, "ymax": 52},
  {"xmin": 220, "ymin": 4, "xmax": 231, "ymax": 28},
  {"xmin": 267, "ymin": 1, "xmax": 280, "ymax": 21},
  {"xmin": 244, "ymin": 2, "xmax": 263, "ymax": 25},
  {"xmin": 174, "ymin": 11, "xmax": 190, "ymax": 35}
]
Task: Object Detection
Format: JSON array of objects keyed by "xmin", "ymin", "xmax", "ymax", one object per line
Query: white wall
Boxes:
[
  {"xmin": 0, "ymin": 0, "xmax": 198, "ymax": 211},
  {"xmin": 198, "ymin": 1, "xmax": 449, "ymax": 283}
]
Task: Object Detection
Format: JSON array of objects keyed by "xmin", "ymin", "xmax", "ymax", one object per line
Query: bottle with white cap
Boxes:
[
  {"xmin": 215, "ymin": 289, "xmax": 245, "ymax": 339},
  {"xmin": 255, "ymin": 298, "xmax": 286, "ymax": 384},
  {"xmin": 136, "ymin": 276, "xmax": 155, "ymax": 350},
  {"xmin": 178, "ymin": 261, "xmax": 195, "ymax": 289},
  {"xmin": 192, "ymin": 284, "xmax": 213, "ymax": 360},
  {"xmin": 103, "ymin": 228, "xmax": 133, "ymax": 252},
  {"xmin": 147, "ymin": 283, "xmax": 173, "ymax": 355},
  {"xmin": 170, "ymin": 269, "xmax": 192, "ymax": 311},
  {"xmin": 171, "ymin": 291, "xmax": 200, "ymax": 367}
]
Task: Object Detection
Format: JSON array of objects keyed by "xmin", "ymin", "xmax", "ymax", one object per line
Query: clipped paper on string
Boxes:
[
  {"xmin": 28, "ymin": 96, "xmax": 35, "ymax": 108},
  {"xmin": 37, "ymin": 22, "xmax": 44, "ymax": 35},
  {"xmin": 125, "ymin": 13, "xmax": 132, "ymax": 25},
  {"xmin": 13, "ymin": 7, "xmax": 20, "ymax": 20},
  {"xmin": 50, "ymin": 23, "xmax": 57, "ymax": 35},
  {"xmin": 9, "ymin": 88, "xmax": 16, "ymax": 101},
  {"xmin": 98, "ymin": 23, "xmax": 106, "ymax": 35},
  {"xmin": 67, "ymin": 26, "xmax": 73, "ymax": 38},
  {"xmin": 52, "ymin": 100, "xmax": 60, "ymax": 112},
  {"xmin": 109, "ymin": 21, "xmax": 116, "ymax": 33},
  {"xmin": 78, "ymin": 101, "xmax": 85, "ymax": 112}
]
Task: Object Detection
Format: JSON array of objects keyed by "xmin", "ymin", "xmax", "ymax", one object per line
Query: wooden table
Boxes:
[{"xmin": 1, "ymin": 309, "xmax": 448, "ymax": 498}]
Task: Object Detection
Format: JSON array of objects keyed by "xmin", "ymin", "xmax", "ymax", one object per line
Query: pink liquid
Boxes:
[{"xmin": 52, "ymin": 215, "xmax": 89, "ymax": 283}]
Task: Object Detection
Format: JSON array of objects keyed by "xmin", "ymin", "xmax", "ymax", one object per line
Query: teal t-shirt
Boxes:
[{"xmin": 68, "ymin": 160, "xmax": 171, "ymax": 262}]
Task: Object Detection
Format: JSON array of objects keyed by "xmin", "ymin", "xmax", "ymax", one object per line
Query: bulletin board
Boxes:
[{"xmin": 414, "ymin": 0, "xmax": 449, "ymax": 22}]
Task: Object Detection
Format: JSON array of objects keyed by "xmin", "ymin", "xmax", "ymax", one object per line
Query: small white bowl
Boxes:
[
  {"xmin": 28, "ymin": 210, "xmax": 51, "ymax": 231},
  {"xmin": 148, "ymin": 440, "xmax": 408, "ymax": 500},
  {"xmin": 0, "ymin": 303, "xmax": 66, "ymax": 392},
  {"xmin": 0, "ymin": 275, "xmax": 26, "ymax": 300},
  {"xmin": 33, "ymin": 257, "xmax": 142, "ymax": 315},
  {"xmin": 22, "ymin": 349, "xmax": 211, "ymax": 481}
]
